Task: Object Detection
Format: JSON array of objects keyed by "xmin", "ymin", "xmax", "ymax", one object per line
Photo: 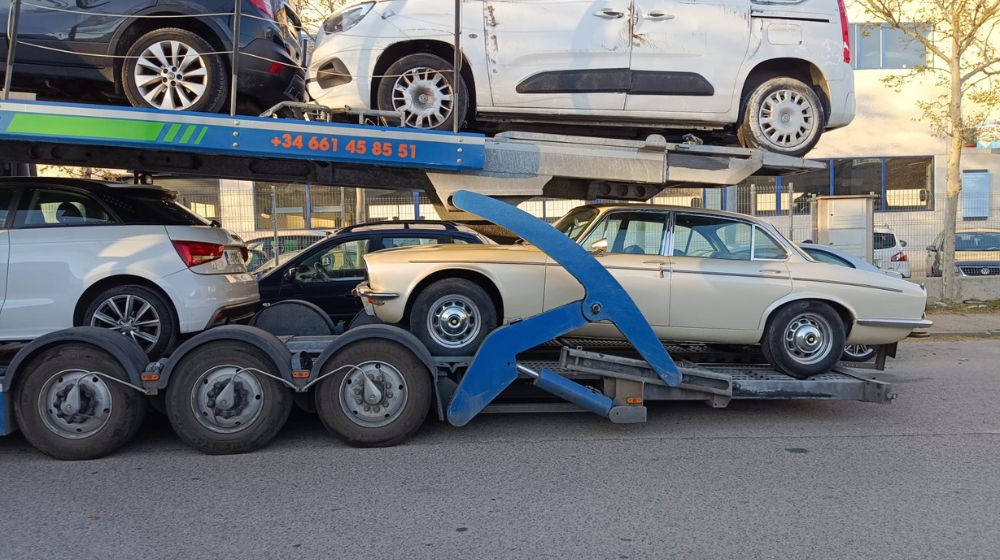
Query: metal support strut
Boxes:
[{"xmin": 444, "ymin": 190, "xmax": 682, "ymax": 426}]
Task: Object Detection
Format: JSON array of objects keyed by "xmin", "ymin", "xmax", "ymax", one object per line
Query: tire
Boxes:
[
  {"xmin": 737, "ymin": 76, "xmax": 825, "ymax": 157},
  {"xmin": 347, "ymin": 310, "xmax": 383, "ymax": 329},
  {"xmin": 762, "ymin": 301, "xmax": 846, "ymax": 379},
  {"xmin": 376, "ymin": 53, "xmax": 469, "ymax": 130},
  {"xmin": 122, "ymin": 28, "xmax": 227, "ymax": 113},
  {"xmin": 14, "ymin": 343, "xmax": 147, "ymax": 460},
  {"xmin": 409, "ymin": 278, "xmax": 497, "ymax": 357},
  {"xmin": 82, "ymin": 284, "xmax": 178, "ymax": 360},
  {"xmin": 164, "ymin": 341, "xmax": 292, "ymax": 455},
  {"xmin": 314, "ymin": 340, "xmax": 432, "ymax": 447},
  {"xmin": 841, "ymin": 344, "xmax": 878, "ymax": 362}
]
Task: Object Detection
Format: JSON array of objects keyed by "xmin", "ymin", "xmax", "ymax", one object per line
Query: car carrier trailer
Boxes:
[{"xmin": 0, "ymin": 99, "xmax": 893, "ymax": 460}]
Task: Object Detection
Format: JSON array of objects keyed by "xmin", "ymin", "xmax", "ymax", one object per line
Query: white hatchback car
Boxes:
[
  {"xmin": 308, "ymin": 0, "xmax": 856, "ymax": 156},
  {"xmin": 873, "ymin": 226, "xmax": 911, "ymax": 278},
  {"xmin": 0, "ymin": 178, "xmax": 259, "ymax": 358}
]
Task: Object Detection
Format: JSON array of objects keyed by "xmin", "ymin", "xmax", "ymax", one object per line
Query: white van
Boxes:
[{"xmin": 308, "ymin": 0, "xmax": 856, "ymax": 156}]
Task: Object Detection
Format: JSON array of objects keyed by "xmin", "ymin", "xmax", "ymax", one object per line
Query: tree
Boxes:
[
  {"xmin": 853, "ymin": 0, "xmax": 1000, "ymax": 301},
  {"xmin": 288, "ymin": 0, "xmax": 350, "ymax": 34}
]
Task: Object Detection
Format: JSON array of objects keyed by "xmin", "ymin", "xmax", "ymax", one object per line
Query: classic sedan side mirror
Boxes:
[{"xmin": 590, "ymin": 238, "xmax": 609, "ymax": 253}]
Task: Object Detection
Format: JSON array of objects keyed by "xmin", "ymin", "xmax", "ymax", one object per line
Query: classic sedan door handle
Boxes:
[
  {"xmin": 594, "ymin": 8, "xmax": 626, "ymax": 18},
  {"xmin": 644, "ymin": 260, "xmax": 672, "ymax": 277},
  {"xmin": 644, "ymin": 10, "xmax": 675, "ymax": 20},
  {"xmin": 759, "ymin": 268, "xmax": 784, "ymax": 275}
]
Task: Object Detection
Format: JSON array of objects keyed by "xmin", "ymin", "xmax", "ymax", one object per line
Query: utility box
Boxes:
[{"xmin": 810, "ymin": 195, "xmax": 876, "ymax": 263}]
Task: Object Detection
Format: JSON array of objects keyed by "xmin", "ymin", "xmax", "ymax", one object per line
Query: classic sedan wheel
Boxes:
[
  {"xmin": 763, "ymin": 301, "xmax": 846, "ymax": 378},
  {"xmin": 409, "ymin": 278, "xmax": 497, "ymax": 356},
  {"xmin": 738, "ymin": 77, "xmax": 825, "ymax": 157},
  {"xmin": 122, "ymin": 28, "xmax": 227, "ymax": 113}
]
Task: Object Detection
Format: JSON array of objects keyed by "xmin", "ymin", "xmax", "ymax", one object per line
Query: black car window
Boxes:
[
  {"xmin": 0, "ymin": 189, "xmax": 14, "ymax": 228},
  {"xmin": 382, "ymin": 236, "xmax": 443, "ymax": 249},
  {"xmin": 294, "ymin": 239, "xmax": 369, "ymax": 283},
  {"xmin": 99, "ymin": 190, "xmax": 209, "ymax": 226},
  {"xmin": 17, "ymin": 189, "xmax": 114, "ymax": 227}
]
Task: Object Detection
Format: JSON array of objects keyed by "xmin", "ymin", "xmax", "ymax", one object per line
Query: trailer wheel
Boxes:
[
  {"xmin": 314, "ymin": 340, "xmax": 432, "ymax": 447},
  {"xmin": 165, "ymin": 341, "xmax": 292, "ymax": 455},
  {"xmin": 14, "ymin": 343, "xmax": 147, "ymax": 460}
]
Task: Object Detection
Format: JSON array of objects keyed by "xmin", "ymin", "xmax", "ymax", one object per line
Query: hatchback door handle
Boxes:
[
  {"xmin": 644, "ymin": 10, "xmax": 675, "ymax": 20},
  {"xmin": 594, "ymin": 8, "xmax": 625, "ymax": 18}
]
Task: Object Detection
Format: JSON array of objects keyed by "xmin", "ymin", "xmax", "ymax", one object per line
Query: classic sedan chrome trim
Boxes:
[
  {"xmin": 795, "ymin": 277, "xmax": 904, "ymax": 293},
  {"xmin": 856, "ymin": 318, "xmax": 934, "ymax": 329},
  {"xmin": 354, "ymin": 284, "xmax": 399, "ymax": 301}
]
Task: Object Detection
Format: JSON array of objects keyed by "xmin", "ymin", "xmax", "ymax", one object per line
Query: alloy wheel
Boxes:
[
  {"xmin": 90, "ymin": 294, "xmax": 161, "ymax": 352},
  {"xmin": 133, "ymin": 40, "xmax": 209, "ymax": 110}
]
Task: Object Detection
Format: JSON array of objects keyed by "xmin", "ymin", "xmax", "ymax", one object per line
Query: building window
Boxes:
[
  {"xmin": 155, "ymin": 177, "xmax": 221, "ymax": 222},
  {"xmin": 310, "ymin": 185, "xmax": 349, "ymax": 229},
  {"xmin": 255, "ymin": 183, "xmax": 308, "ymax": 230},
  {"xmin": 782, "ymin": 167, "xmax": 832, "ymax": 214},
  {"xmin": 735, "ymin": 176, "xmax": 779, "ymax": 216},
  {"xmin": 833, "ymin": 158, "xmax": 884, "ymax": 208},
  {"xmin": 961, "ymin": 170, "xmax": 990, "ymax": 220},
  {"xmin": 885, "ymin": 156, "xmax": 934, "ymax": 211},
  {"xmin": 850, "ymin": 23, "xmax": 930, "ymax": 70}
]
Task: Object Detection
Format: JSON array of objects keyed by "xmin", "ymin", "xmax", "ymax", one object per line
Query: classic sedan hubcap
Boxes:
[
  {"xmin": 38, "ymin": 370, "xmax": 113, "ymax": 438},
  {"xmin": 134, "ymin": 40, "xmax": 208, "ymax": 110},
  {"xmin": 758, "ymin": 89, "xmax": 815, "ymax": 149},
  {"xmin": 783, "ymin": 313, "xmax": 833, "ymax": 365},
  {"xmin": 427, "ymin": 295, "xmax": 481, "ymax": 349}
]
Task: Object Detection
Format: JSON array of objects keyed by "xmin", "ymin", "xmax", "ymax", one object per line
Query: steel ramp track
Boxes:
[{"xmin": 0, "ymin": 100, "xmax": 823, "ymax": 196}]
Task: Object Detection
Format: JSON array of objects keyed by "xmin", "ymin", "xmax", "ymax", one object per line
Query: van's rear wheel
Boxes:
[
  {"xmin": 738, "ymin": 77, "xmax": 825, "ymax": 157},
  {"xmin": 314, "ymin": 340, "xmax": 432, "ymax": 447},
  {"xmin": 14, "ymin": 343, "xmax": 147, "ymax": 460}
]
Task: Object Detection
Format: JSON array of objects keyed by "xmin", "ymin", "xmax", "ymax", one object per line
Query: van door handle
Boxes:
[
  {"xmin": 594, "ymin": 8, "xmax": 625, "ymax": 18},
  {"xmin": 644, "ymin": 10, "xmax": 675, "ymax": 20}
]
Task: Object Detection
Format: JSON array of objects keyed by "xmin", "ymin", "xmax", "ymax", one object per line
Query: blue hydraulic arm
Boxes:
[{"xmin": 445, "ymin": 191, "xmax": 682, "ymax": 426}]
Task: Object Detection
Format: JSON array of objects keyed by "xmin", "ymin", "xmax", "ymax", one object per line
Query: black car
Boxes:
[
  {"xmin": 0, "ymin": 0, "xmax": 304, "ymax": 114},
  {"xmin": 257, "ymin": 221, "xmax": 490, "ymax": 323}
]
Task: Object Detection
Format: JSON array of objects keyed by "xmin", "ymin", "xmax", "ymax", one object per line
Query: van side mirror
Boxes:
[{"xmin": 590, "ymin": 238, "xmax": 609, "ymax": 253}]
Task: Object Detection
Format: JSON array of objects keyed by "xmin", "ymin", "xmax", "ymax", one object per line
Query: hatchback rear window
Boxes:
[
  {"xmin": 874, "ymin": 232, "xmax": 896, "ymax": 250},
  {"xmin": 101, "ymin": 191, "xmax": 210, "ymax": 226}
]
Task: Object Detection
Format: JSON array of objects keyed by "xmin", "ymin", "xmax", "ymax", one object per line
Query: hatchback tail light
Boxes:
[
  {"xmin": 891, "ymin": 251, "xmax": 908, "ymax": 262},
  {"xmin": 248, "ymin": 0, "xmax": 274, "ymax": 19},
  {"xmin": 173, "ymin": 240, "xmax": 225, "ymax": 267},
  {"xmin": 837, "ymin": 0, "xmax": 851, "ymax": 64}
]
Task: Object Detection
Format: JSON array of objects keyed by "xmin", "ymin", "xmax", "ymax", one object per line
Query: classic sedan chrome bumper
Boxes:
[
  {"xmin": 354, "ymin": 283, "xmax": 400, "ymax": 315},
  {"xmin": 856, "ymin": 318, "xmax": 934, "ymax": 329}
]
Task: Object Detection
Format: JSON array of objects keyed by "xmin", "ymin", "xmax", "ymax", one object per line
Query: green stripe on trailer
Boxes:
[
  {"xmin": 163, "ymin": 123, "xmax": 182, "ymax": 142},
  {"xmin": 7, "ymin": 114, "xmax": 164, "ymax": 141},
  {"xmin": 178, "ymin": 125, "xmax": 196, "ymax": 144},
  {"xmin": 193, "ymin": 126, "xmax": 208, "ymax": 145}
]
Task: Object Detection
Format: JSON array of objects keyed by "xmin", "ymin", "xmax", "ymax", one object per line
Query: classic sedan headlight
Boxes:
[{"xmin": 323, "ymin": 2, "xmax": 374, "ymax": 34}]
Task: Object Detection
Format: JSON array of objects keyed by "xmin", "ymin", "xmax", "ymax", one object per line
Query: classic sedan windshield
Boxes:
[{"xmin": 552, "ymin": 207, "xmax": 599, "ymax": 241}]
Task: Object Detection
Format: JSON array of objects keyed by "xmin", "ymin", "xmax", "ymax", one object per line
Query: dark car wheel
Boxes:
[
  {"xmin": 122, "ymin": 28, "xmax": 227, "ymax": 112},
  {"xmin": 762, "ymin": 301, "xmax": 846, "ymax": 379},
  {"xmin": 409, "ymin": 278, "xmax": 497, "ymax": 357},
  {"xmin": 738, "ymin": 76, "xmax": 825, "ymax": 157},
  {"xmin": 376, "ymin": 53, "xmax": 469, "ymax": 130},
  {"xmin": 83, "ymin": 284, "xmax": 178, "ymax": 360}
]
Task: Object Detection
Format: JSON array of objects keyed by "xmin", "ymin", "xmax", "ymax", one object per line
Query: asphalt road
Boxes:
[{"xmin": 3, "ymin": 339, "xmax": 999, "ymax": 560}]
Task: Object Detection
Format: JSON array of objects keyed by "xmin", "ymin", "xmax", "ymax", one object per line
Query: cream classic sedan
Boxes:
[{"xmin": 357, "ymin": 205, "xmax": 930, "ymax": 378}]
